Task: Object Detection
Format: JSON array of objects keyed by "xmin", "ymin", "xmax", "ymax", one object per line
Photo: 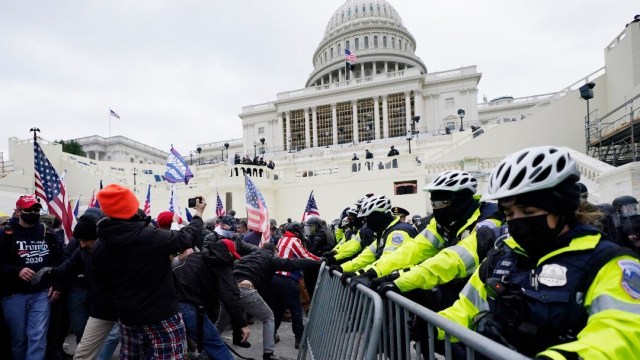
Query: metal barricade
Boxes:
[
  {"xmin": 382, "ymin": 292, "xmax": 530, "ymax": 360},
  {"xmin": 300, "ymin": 265, "xmax": 530, "ymax": 360},
  {"xmin": 298, "ymin": 265, "xmax": 383, "ymax": 360}
]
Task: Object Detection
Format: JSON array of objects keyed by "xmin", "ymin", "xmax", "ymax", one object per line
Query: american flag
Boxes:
[
  {"xmin": 33, "ymin": 141, "xmax": 73, "ymax": 242},
  {"xmin": 345, "ymin": 49, "xmax": 358, "ymax": 71},
  {"xmin": 109, "ymin": 109, "xmax": 120, "ymax": 119},
  {"xmin": 216, "ymin": 192, "xmax": 226, "ymax": 217},
  {"xmin": 245, "ymin": 175, "xmax": 270, "ymax": 247},
  {"xmin": 302, "ymin": 190, "xmax": 320, "ymax": 222},
  {"xmin": 143, "ymin": 184, "xmax": 151, "ymax": 216},
  {"xmin": 73, "ymin": 194, "xmax": 81, "ymax": 220}
]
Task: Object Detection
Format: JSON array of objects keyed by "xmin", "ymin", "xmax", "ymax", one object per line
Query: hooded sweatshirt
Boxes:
[{"xmin": 94, "ymin": 215, "xmax": 202, "ymax": 326}]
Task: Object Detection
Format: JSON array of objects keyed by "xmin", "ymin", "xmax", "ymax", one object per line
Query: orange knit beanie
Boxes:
[{"xmin": 97, "ymin": 184, "xmax": 140, "ymax": 219}]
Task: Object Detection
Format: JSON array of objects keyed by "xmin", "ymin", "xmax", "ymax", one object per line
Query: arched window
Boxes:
[
  {"xmin": 330, "ymin": 47, "xmax": 334, "ymax": 58},
  {"xmin": 355, "ymin": 38, "xmax": 359, "ymax": 50},
  {"xmin": 342, "ymin": 11, "xmax": 344, "ymax": 20},
  {"xmin": 398, "ymin": 39, "xmax": 402, "ymax": 50},
  {"xmin": 374, "ymin": 35, "xmax": 378, "ymax": 47},
  {"xmin": 338, "ymin": 43, "xmax": 342, "ymax": 55},
  {"xmin": 355, "ymin": 6, "xmax": 358, "ymax": 14},
  {"xmin": 346, "ymin": 40, "xmax": 350, "ymax": 50},
  {"xmin": 370, "ymin": 3, "xmax": 373, "ymax": 12},
  {"xmin": 377, "ymin": 4, "xmax": 380, "ymax": 12},
  {"xmin": 324, "ymin": 52, "xmax": 327, "ymax": 62},
  {"xmin": 391, "ymin": 37, "xmax": 395, "ymax": 48},
  {"xmin": 362, "ymin": 4, "xmax": 365, "ymax": 13},
  {"xmin": 348, "ymin": 7, "xmax": 351, "ymax": 16},
  {"xmin": 383, "ymin": 5, "xmax": 387, "ymax": 13},
  {"xmin": 383, "ymin": 36, "xmax": 387, "ymax": 48},
  {"xmin": 364, "ymin": 36, "xmax": 369, "ymax": 49}
]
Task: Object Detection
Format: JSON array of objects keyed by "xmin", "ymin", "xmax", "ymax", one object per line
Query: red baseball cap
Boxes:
[
  {"xmin": 156, "ymin": 211, "xmax": 182, "ymax": 229},
  {"xmin": 16, "ymin": 195, "xmax": 42, "ymax": 210},
  {"xmin": 219, "ymin": 239, "xmax": 241, "ymax": 260}
]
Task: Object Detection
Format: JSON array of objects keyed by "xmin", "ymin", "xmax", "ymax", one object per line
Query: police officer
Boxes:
[
  {"xmin": 612, "ymin": 195, "xmax": 640, "ymax": 253},
  {"xmin": 330, "ymin": 195, "xmax": 417, "ymax": 283},
  {"xmin": 435, "ymin": 146, "xmax": 640, "ymax": 359},
  {"xmin": 361, "ymin": 171, "xmax": 502, "ymax": 302}
]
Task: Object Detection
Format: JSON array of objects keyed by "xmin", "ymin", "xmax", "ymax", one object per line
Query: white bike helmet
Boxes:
[
  {"xmin": 483, "ymin": 146, "xmax": 580, "ymax": 201},
  {"xmin": 423, "ymin": 170, "xmax": 477, "ymax": 194},
  {"xmin": 346, "ymin": 204, "xmax": 359, "ymax": 216},
  {"xmin": 357, "ymin": 195, "xmax": 391, "ymax": 217}
]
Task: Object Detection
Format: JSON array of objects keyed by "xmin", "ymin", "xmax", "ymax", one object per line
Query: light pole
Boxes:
[
  {"xmin": 579, "ymin": 82, "xmax": 596, "ymax": 159},
  {"xmin": 411, "ymin": 116, "xmax": 420, "ymax": 138},
  {"xmin": 457, "ymin": 109, "xmax": 465, "ymax": 131},
  {"xmin": 260, "ymin": 138, "xmax": 265, "ymax": 154},
  {"xmin": 220, "ymin": 146, "xmax": 225, "ymax": 162},
  {"xmin": 189, "ymin": 151, "xmax": 194, "ymax": 165},
  {"xmin": 224, "ymin": 143, "xmax": 229, "ymax": 161},
  {"xmin": 338, "ymin": 127, "xmax": 344, "ymax": 147},
  {"xmin": 196, "ymin": 147, "xmax": 202, "ymax": 164},
  {"xmin": 325, "ymin": 131, "xmax": 330, "ymax": 148},
  {"xmin": 406, "ymin": 130, "xmax": 414, "ymax": 154},
  {"xmin": 287, "ymin": 137, "xmax": 292, "ymax": 153},
  {"xmin": 253, "ymin": 141, "xmax": 257, "ymax": 157}
]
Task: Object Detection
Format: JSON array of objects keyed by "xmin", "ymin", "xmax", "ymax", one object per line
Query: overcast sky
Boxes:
[{"xmin": 1, "ymin": 0, "xmax": 637, "ymax": 158}]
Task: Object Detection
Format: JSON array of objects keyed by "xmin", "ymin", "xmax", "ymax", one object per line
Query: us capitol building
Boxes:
[{"xmin": 2, "ymin": 0, "xmax": 639, "ymax": 221}]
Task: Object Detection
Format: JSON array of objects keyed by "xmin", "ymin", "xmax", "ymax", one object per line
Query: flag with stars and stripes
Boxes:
[
  {"xmin": 245, "ymin": 175, "xmax": 270, "ymax": 247},
  {"xmin": 33, "ymin": 141, "xmax": 73, "ymax": 242},
  {"xmin": 143, "ymin": 184, "xmax": 151, "ymax": 216},
  {"xmin": 345, "ymin": 48, "xmax": 358, "ymax": 71},
  {"xmin": 302, "ymin": 190, "xmax": 320, "ymax": 222},
  {"xmin": 216, "ymin": 192, "xmax": 226, "ymax": 217}
]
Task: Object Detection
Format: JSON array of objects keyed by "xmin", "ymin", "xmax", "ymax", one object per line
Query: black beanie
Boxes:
[
  {"xmin": 506, "ymin": 179, "xmax": 581, "ymax": 217},
  {"xmin": 73, "ymin": 216, "xmax": 98, "ymax": 240}
]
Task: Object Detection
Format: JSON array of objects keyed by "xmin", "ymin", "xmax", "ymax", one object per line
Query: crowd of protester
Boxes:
[
  {"xmin": 1, "ymin": 146, "xmax": 639, "ymax": 360},
  {"xmin": 234, "ymin": 154, "xmax": 275, "ymax": 170}
]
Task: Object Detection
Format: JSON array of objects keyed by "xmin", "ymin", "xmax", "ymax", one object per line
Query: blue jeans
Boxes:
[
  {"xmin": 97, "ymin": 323, "xmax": 120, "ymax": 360},
  {"xmin": 67, "ymin": 288, "xmax": 90, "ymax": 344},
  {"xmin": 179, "ymin": 302, "xmax": 232, "ymax": 360},
  {"xmin": 1, "ymin": 291, "xmax": 50, "ymax": 360}
]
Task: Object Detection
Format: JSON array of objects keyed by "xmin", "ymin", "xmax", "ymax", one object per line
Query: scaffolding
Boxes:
[{"xmin": 586, "ymin": 93, "xmax": 640, "ymax": 166}]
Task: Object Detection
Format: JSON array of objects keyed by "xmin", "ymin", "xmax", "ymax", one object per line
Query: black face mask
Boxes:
[
  {"xmin": 433, "ymin": 206, "xmax": 459, "ymax": 227},
  {"xmin": 507, "ymin": 214, "xmax": 559, "ymax": 261},
  {"xmin": 20, "ymin": 213, "xmax": 40, "ymax": 225},
  {"xmin": 365, "ymin": 212, "xmax": 392, "ymax": 234}
]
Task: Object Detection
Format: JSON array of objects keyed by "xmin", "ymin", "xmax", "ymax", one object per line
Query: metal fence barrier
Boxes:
[
  {"xmin": 299, "ymin": 265, "xmax": 530, "ymax": 360},
  {"xmin": 298, "ymin": 263, "xmax": 383, "ymax": 360}
]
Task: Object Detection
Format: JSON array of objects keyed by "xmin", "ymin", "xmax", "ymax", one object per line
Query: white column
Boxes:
[
  {"xmin": 414, "ymin": 90, "xmax": 423, "ymax": 134},
  {"xmin": 373, "ymin": 62, "xmax": 377, "ymax": 75},
  {"xmin": 329, "ymin": 72, "xmax": 333, "ymax": 84},
  {"xmin": 360, "ymin": 63, "xmax": 364, "ymax": 78},
  {"xmin": 331, "ymin": 103, "xmax": 338, "ymax": 145},
  {"xmin": 395, "ymin": 63, "xmax": 399, "ymax": 72},
  {"xmin": 285, "ymin": 111, "xmax": 291, "ymax": 151},
  {"xmin": 373, "ymin": 97, "xmax": 380, "ymax": 140},
  {"xmin": 382, "ymin": 95, "xmax": 389, "ymax": 138},
  {"xmin": 384, "ymin": 62, "xmax": 388, "ymax": 73},
  {"xmin": 276, "ymin": 115, "xmax": 283, "ymax": 149},
  {"xmin": 405, "ymin": 91, "xmax": 412, "ymax": 132},
  {"xmin": 352, "ymin": 100, "xmax": 359, "ymax": 144},
  {"xmin": 304, "ymin": 108, "xmax": 310, "ymax": 148},
  {"xmin": 312, "ymin": 107, "xmax": 318, "ymax": 147}
]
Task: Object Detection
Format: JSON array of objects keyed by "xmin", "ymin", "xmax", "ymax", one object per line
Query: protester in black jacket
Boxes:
[
  {"xmin": 216, "ymin": 244, "xmax": 320, "ymax": 360},
  {"xmin": 93, "ymin": 184, "xmax": 206, "ymax": 359},
  {"xmin": 174, "ymin": 239, "xmax": 249, "ymax": 360}
]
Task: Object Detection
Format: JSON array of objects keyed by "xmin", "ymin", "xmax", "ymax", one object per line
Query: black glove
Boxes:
[
  {"xmin": 340, "ymin": 271, "xmax": 357, "ymax": 287},
  {"xmin": 30, "ymin": 267, "xmax": 53, "ymax": 286},
  {"xmin": 322, "ymin": 250, "xmax": 337, "ymax": 258},
  {"xmin": 375, "ymin": 281, "xmax": 399, "ymax": 297},
  {"xmin": 369, "ymin": 271, "xmax": 400, "ymax": 290},
  {"xmin": 323, "ymin": 254, "xmax": 337, "ymax": 265},
  {"xmin": 348, "ymin": 274, "xmax": 372, "ymax": 292},
  {"xmin": 328, "ymin": 265, "xmax": 343, "ymax": 277}
]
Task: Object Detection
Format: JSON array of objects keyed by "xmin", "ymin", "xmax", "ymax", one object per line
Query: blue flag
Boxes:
[
  {"xmin": 185, "ymin": 208, "xmax": 193, "ymax": 222},
  {"xmin": 163, "ymin": 147, "xmax": 193, "ymax": 185}
]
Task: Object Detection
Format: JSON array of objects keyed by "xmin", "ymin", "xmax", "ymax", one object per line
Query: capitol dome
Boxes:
[{"xmin": 306, "ymin": 0, "xmax": 427, "ymax": 87}]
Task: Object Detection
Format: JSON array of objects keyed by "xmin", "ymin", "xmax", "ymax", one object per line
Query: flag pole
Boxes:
[{"xmin": 108, "ymin": 109, "xmax": 111, "ymax": 137}]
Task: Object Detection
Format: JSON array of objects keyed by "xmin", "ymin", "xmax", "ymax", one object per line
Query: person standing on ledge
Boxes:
[{"xmin": 387, "ymin": 145, "xmax": 399, "ymax": 157}]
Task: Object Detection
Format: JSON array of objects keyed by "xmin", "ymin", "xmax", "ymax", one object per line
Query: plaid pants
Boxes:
[{"xmin": 120, "ymin": 313, "xmax": 188, "ymax": 360}]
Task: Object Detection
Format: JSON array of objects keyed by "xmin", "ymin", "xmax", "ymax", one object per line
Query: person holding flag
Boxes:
[
  {"xmin": 216, "ymin": 192, "xmax": 226, "ymax": 217},
  {"xmin": 245, "ymin": 176, "xmax": 270, "ymax": 247},
  {"xmin": 301, "ymin": 190, "xmax": 320, "ymax": 222}
]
